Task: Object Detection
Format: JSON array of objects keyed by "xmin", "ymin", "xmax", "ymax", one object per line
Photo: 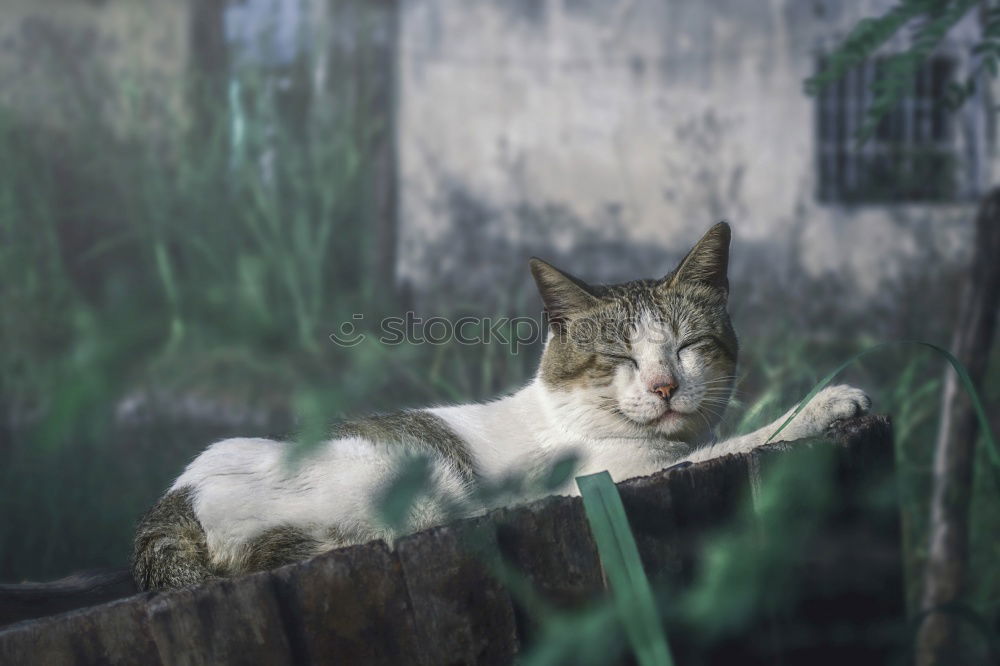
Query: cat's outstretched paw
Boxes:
[{"xmin": 785, "ymin": 384, "xmax": 871, "ymax": 441}]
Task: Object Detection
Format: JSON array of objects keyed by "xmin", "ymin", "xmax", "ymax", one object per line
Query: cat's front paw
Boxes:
[{"xmin": 786, "ymin": 384, "xmax": 872, "ymax": 440}]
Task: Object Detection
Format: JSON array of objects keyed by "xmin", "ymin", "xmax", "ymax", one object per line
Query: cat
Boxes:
[{"xmin": 131, "ymin": 222, "xmax": 870, "ymax": 590}]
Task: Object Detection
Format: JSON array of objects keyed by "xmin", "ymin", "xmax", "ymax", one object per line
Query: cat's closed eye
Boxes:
[
  {"xmin": 677, "ymin": 335, "xmax": 718, "ymax": 357},
  {"xmin": 604, "ymin": 353, "xmax": 638, "ymax": 368}
]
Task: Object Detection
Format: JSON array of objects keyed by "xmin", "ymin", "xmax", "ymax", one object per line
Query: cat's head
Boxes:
[{"xmin": 530, "ymin": 222, "xmax": 737, "ymax": 442}]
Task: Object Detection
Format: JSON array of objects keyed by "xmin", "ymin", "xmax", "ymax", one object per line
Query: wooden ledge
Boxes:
[{"xmin": 1, "ymin": 415, "xmax": 898, "ymax": 665}]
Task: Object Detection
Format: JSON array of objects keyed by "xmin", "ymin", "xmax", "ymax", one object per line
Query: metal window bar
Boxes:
[
  {"xmin": 815, "ymin": 49, "xmax": 973, "ymax": 203},
  {"xmin": 862, "ymin": 57, "xmax": 876, "ymax": 197},
  {"xmin": 920, "ymin": 59, "xmax": 931, "ymax": 145},
  {"xmin": 826, "ymin": 56, "xmax": 838, "ymax": 201},
  {"xmin": 836, "ymin": 64, "xmax": 848, "ymax": 200},
  {"xmin": 841, "ymin": 59, "xmax": 860, "ymax": 192}
]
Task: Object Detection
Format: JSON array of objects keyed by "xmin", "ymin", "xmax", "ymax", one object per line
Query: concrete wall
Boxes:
[
  {"xmin": 395, "ymin": 0, "xmax": 994, "ymax": 325},
  {"xmin": 0, "ymin": 0, "xmax": 991, "ymax": 335}
]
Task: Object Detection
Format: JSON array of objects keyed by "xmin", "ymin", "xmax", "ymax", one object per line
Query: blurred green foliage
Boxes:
[
  {"xmin": 370, "ymin": 344, "xmax": 997, "ymax": 664},
  {"xmin": 0, "ymin": 6, "xmax": 997, "ymax": 661},
  {"xmin": 805, "ymin": 0, "xmax": 986, "ymax": 141},
  {"xmin": 0, "ymin": 35, "xmax": 542, "ymax": 580}
]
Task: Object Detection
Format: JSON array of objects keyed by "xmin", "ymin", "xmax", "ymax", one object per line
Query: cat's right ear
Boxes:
[
  {"xmin": 662, "ymin": 221, "xmax": 731, "ymax": 296},
  {"xmin": 529, "ymin": 258, "xmax": 599, "ymax": 329}
]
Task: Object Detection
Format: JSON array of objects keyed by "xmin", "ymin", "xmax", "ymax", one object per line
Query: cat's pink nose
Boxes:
[{"xmin": 650, "ymin": 380, "xmax": 678, "ymax": 400}]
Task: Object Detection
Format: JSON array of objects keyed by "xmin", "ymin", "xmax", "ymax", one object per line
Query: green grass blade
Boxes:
[
  {"xmin": 763, "ymin": 340, "xmax": 1000, "ymax": 491},
  {"xmin": 577, "ymin": 471, "xmax": 673, "ymax": 666}
]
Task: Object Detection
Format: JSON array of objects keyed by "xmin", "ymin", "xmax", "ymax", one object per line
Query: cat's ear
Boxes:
[
  {"xmin": 529, "ymin": 258, "xmax": 599, "ymax": 327},
  {"xmin": 663, "ymin": 221, "xmax": 731, "ymax": 295}
]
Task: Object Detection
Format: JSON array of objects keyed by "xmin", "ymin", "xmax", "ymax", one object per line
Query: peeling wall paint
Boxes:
[
  {"xmin": 395, "ymin": 0, "xmax": 994, "ymax": 310},
  {"xmin": 0, "ymin": 0, "xmax": 992, "ymax": 336}
]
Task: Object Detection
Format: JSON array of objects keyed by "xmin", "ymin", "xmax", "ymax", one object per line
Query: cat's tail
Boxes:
[
  {"xmin": 0, "ymin": 567, "xmax": 138, "ymax": 627},
  {"xmin": 131, "ymin": 487, "xmax": 216, "ymax": 591}
]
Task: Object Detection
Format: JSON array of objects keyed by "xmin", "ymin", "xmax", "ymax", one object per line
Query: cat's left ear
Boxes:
[
  {"xmin": 529, "ymin": 258, "xmax": 600, "ymax": 329},
  {"xmin": 662, "ymin": 221, "xmax": 731, "ymax": 296}
]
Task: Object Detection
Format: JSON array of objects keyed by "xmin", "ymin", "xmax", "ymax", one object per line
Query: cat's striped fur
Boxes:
[{"xmin": 132, "ymin": 223, "xmax": 871, "ymax": 590}]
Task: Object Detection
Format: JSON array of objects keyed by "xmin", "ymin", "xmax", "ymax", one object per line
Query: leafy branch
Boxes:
[{"xmin": 805, "ymin": 0, "xmax": 986, "ymax": 142}]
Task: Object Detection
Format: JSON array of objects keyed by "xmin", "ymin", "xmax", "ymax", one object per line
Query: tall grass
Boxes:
[
  {"xmin": 0, "ymin": 12, "xmax": 996, "ymax": 661},
  {"xmin": 0, "ymin": 27, "xmax": 392, "ymax": 577},
  {"xmin": 372, "ymin": 341, "xmax": 998, "ymax": 663},
  {"xmin": 0, "ymin": 16, "xmax": 550, "ymax": 580}
]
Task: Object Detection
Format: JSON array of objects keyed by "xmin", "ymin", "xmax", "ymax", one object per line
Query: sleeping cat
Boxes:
[{"xmin": 132, "ymin": 222, "xmax": 870, "ymax": 590}]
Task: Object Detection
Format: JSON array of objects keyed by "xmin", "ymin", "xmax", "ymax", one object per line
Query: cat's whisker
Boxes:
[
  {"xmin": 701, "ymin": 390, "xmax": 740, "ymax": 399},
  {"xmin": 696, "ymin": 403, "xmax": 726, "ymax": 420},
  {"xmin": 693, "ymin": 406, "xmax": 715, "ymax": 432},
  {"xmin": 700, "ymin": 391, "xmax": 737, "ymax": 399},
  {"xmin": 701, "ymin": 377, "xmax": 739, "ymax": 384}
]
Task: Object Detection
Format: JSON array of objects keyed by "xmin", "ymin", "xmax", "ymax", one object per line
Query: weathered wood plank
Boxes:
[
  {"xmin": 492, "ymin": 494, "xmax": 606, "ymax": 644},
  {"xmin": 617, "ymin": 454, "xmax": 751, "ymax": 585},
  {"xmin": 271, "ymin": 540, "xmax": 422, "ymax": 665},
  {"xmin": 396, "ymin": 516, "xmax": 519, "ymax": 665},
  {"xmin": 493, "ymin": 495, "xmax": 604, "ymax": 608},
  {"xmin": 0, "ymin": 415, "xmax": 897, "ymax": 665},
  {"xmin": 0, "ymin": 566, "xmax": 138, "ymax": 629},
  {"xmin": 0, "ymin": 594, "xmax": 160, "ymax": 666},
  {"xmin": 146, "ymin": 572, "xmax": 294, "ymax": 666},
  {"xmin": 731, "ymin": 414, "xmax": 902, "ymax": 665}
]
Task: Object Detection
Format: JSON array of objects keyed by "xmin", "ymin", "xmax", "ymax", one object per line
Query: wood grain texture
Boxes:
[{"xmin": 0, "ymin": 414, "xmax": 898, "ymax": 665}]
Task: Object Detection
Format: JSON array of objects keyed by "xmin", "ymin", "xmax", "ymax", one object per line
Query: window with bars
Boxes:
[{"xmin": 816, "ymin": 55, "xmax": 962, "ymax": 203}]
